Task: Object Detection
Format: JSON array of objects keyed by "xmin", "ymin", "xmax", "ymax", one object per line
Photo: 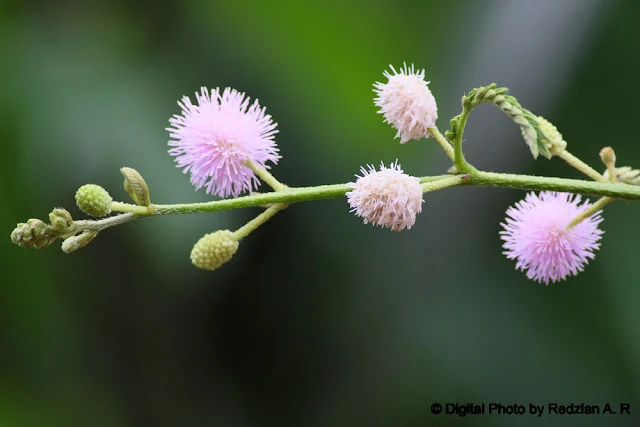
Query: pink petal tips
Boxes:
[
  {"xmin": 167, "ymin": 87, "xmax": 280, "ymax": 198},
  {"xmin": 373, "ymin": 63, "xmax": 438, "ymax": 144},
  {"xmin": 346, "ymin": 161, "xmax": 423, "ymax": 232},
  {"xmin": 500, "ymin": 192, "xmax": 604, "ymax": 285}
]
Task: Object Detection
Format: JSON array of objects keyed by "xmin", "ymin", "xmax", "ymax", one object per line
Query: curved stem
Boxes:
[{"xmin": 453, "ymin": 109, "xmax": 477, "ymax": 173}]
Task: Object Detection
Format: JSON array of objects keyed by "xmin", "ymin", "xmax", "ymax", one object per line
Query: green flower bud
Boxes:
[
  {"xmin": 10, "ymin": 219, "xmax": 57, "ymax": 249},
  {"xmin": 49, "ymin": 208, "xmax": 73, "ymax": 232},
  {"xmin": 190, "ymin": 230, "xmax": 239, "ymax": 271},
  {"xmin": 536, "ymin": 116, "xmax": 567, "ymax": 156},
  {"xmin": 61, "ymin": 231, "xmax": 98, "ymax": 253},
  {"xmin": 599, "ymin": 147, "xmax": 616, "ymax": 167},
  {"xmin": 121, "ymin": 167, "xmax": 151, "ymax": 207},
  {"xmin": 75, "ymin": 184, "xmax": 112, "ymax": 217},
  {"xmin": 10, "ymin": 223, "xmax": 27, "ymax": 245}
]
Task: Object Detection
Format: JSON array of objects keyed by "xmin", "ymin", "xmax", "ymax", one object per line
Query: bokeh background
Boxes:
[{"xmin": 2, "ymin": 0, "xmax": 640, "ymax": 426}]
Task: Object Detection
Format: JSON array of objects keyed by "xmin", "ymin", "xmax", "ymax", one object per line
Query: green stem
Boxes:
[
  {"xmin": 106, "ymin": 171, "xmax": 640, "ymax": 221},
  {"xmin": 27, "ymin": 169, "xmax": 640, "ymax": 241},
  {"xmin": 112, "ymin": 175, "xmax": 451, "ymax": 215},
  {"xmin": 567, "ymin": 196, "xmax": 614, "ymax": 229},
  {"xmin": 558, "ymin": 151, "xmax": 605, "ymax": 182},
  {"xmin": 72, "ymin": 213, "xmax": 137, "ymax": 232},
  {"xmin": 428, "ymin": 127, "xmax": 455, "ymax": 163},
  {"xmin": 246, "ymin": 159, "xmax": 289, "ymax": 191},
  {"xmin": 111, "ymin": 202, "xmax": 153, "ymax": 215},
  {"xmin": 453, "ymin": 109, "xmax": 477, "ymax": 173},
  {"xmin": 468, "ymin": 171, "xmax": 640, "ymax": 199},
  {"xmin": 233, "ymin": 204, "xmax": 286, "ymax": 240},
  {"xmin": 422, "ymin": 174, "xmax": 469, "ymax": 192}
]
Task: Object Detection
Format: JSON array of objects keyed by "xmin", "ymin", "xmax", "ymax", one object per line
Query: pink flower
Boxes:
[
  {"xmin": 373, "ymin": 63, "xmax": 438, "ymax": 144},
  {"xmin": 167, "ymin": 87, "xmax": 280, "ymax": 198},
  {"xmin": 500, "ymin": 192, "xmax": 604, "ymax": 285},
  {"xmin": 346, "ymin": 161, "xmax": 423, "ymax": 231}
]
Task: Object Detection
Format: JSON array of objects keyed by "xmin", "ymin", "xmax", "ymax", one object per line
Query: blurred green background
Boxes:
[{"xmin": 3, "ymin": 0, "xmax": 640, "ymax": 426}]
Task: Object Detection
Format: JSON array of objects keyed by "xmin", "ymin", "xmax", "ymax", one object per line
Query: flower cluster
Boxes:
[
  {"xmin": 164, "ymin": 66, "xmax": 608, "ymax": 282},
  {"xmin": 10, "ymin": 62, "xmax": 621, "ymax": 285}
]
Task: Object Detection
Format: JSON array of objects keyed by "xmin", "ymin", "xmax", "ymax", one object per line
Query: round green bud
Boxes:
[
  {"xmin": 190, "ymin": 230, "xmax": 239, "ymax": 271},
  {"xmin": 75, "ymin": 184, "xmax": 112, "ymax": 217},
  {"xmin": 536, "ymin": 116, "xmax": 567, "ymax": 156},
  {"xmin": 49, "ymin": 208, "xmax": 73, "ymax": 232}
]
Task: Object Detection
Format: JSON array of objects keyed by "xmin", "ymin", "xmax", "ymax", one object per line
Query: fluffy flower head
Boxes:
[
  {"xmin": 500, "ymin": 192, "xmax": 604, "ymax": 285},
  {"xmin": 346, "ymin": 161, "xmax": 423, "ymax": 231},
  {"xmin": 374, "ymin": 63, "xmax": 438, "ymax": 144},
  {"xmin": 168, "ymin": 87, "xmax": 280, "ymax": 198}
]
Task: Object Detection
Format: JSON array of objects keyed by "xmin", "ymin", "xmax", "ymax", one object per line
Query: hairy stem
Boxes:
[
  {"xmin": 468, "ymin": 171, "xmax": 640, "ymax": 199},
  {"xmin": 111, "ymin": 202, "xmax": 153, "ymax": 215},
  {"xmin": 72, "ymin": 213, "xmax": 138, "ymax": 232},
  {"xmin": 106, "ymin": 171, "xmax": 640, "ymax": 222},
  {"xmin": 421, "ymin": 174, "xmax": 469, "ymax": 192},
  {"xmin": 428, "ymin": 127, "xmax": 455, "ymax": 162},
  {"xmin": 452, "ymin": 109, "xmax": 478, "ymax": 173},
  {"xmin": 567, "ymin": 197, "xmax": 614, "ymax": 229},
  {"xmin": 246, "ymin": 160, "xmax": 289, "ymax": 191},
  {"xmin": 233, "ymin": 203, "xmax": 287, "ymax": 240},
  {"xmin": 558, "ymin": 151, "xmax": 605, "ymax": 182}
]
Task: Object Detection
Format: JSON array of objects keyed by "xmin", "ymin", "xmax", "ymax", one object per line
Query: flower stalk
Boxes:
[
  {"xmin": 11, "ymin": 70, "xmax": 640, "ymax": 283},
  {"xmin": 98, "ymin": 170, "xmax": 640, "ymax": 221}
]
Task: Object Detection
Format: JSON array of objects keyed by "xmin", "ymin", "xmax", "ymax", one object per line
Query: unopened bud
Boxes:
[
  {"xmin": 190, "ymin": 230, "xmax": 239, "ymax": 271},
  {"xmin": 600, "ymin": 147, "xmax": 616, "ymax": 167},
  {"xmin": 76, "ymin": 184, "xmax": 112, "ymax": 217},
  {"xmin": 536, "ymin": 116, "xmax": 567, "ymax": 156},
  {"xmin": 10, "ymin": 218, "xmax": 57, "ymax": 249},
  {"xmin": 49, "ymin": 208, "xmax": 73, "ymax": 232},
  {"xmin": 121, "ymin": 167, "xmax": 151, "ymax": 207},
  {"xmin": 603, "ymin": 166, "xmax": 640, "ymax": 186},
  {"xmin": 599, "ymin": 147, "xmax": 617, "ymax": 183},
  {"xmin": 61, "ymin": 231, "xmax": 98, "ymax": 253},
  {"xmin": 10, "ymin": 223, "xmax": 28, "ymax": 245}
]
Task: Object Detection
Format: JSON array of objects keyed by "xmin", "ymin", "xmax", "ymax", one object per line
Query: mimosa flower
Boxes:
[
  {"xmin": 374, "ymin": 63, "xmax": 438, "ymax": 143},
  {"xmin": 500, "ymin": 192, "xmax": 604, "ymax": 285},
  {"xmin": 347, "ymin": 161, "xmax": 423, "ymax": 231},
  {"xmin": 168, "ymin": 87, "xmax": 280, "ymax": 198}
]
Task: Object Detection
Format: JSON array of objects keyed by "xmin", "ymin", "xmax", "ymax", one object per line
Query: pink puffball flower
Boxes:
[
  {"xmin": 346, "ymin": 161, "xmax": 423, "ymax": 232},
  {"xmin": 373, "ymin": 63, "xmax": 438, "ymax": 144},
  {"xmin": 500, "ymin": 192, "xmax": 604, "ymax": 285},
  {"xmin": 167, "ymin": 87, "xmax": 280, "ymax": 198}
]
